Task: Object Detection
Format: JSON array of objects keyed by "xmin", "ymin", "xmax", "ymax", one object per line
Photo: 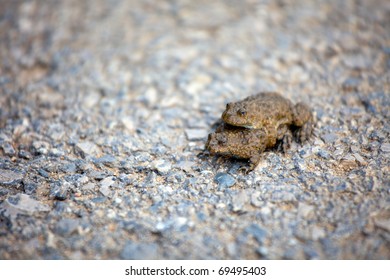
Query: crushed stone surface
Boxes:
[{"xmin": 0, "ymin": 0, "xmax": 389, "ymax": 259}]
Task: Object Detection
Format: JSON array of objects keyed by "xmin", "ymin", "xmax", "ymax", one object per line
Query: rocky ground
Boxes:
[{"xmin": 0, "ymin": 0, "xmax": 389, "ymax": 259}]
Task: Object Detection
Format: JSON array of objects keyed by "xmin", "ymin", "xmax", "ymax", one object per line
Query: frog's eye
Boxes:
[
  {"xmin": 238, "ymin": 109, "xmax": 246, "ymax": 116},
  {"xmin": 226, "ymin": 103, "xmax": 232, "ymax": 110}
]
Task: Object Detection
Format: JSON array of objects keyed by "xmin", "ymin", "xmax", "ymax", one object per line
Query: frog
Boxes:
[
  {"xmin": 221, "ymin": 92, "xmax": 314, "ymax": 147},
  {"xmin": 205, "ymin": 123, "xmax": 269, "ymax": 172}
]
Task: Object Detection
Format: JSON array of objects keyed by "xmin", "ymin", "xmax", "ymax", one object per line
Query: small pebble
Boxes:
[
  {"xmin": 380, "ymin": 143, "xmax": 390, "ymax": 153},
  {"xmin": 50, "ymin": 182, "xmax": 71, "ymax": 200},
  {"xmin": 214, "ymin": 173, "xmax": 236, "ymax": 189},
  {"xmin": 185, "ymin": 129, "xmax": 209, "ymax": 141},
  {"xmin": 75, "ymin": 141, "xmax": 100, "ymax": 158},
  {"xmin": 0, "ymin": 169, "xmax": 24, "ymax": 186},
  {"xmin": 1, "ymin": 142, "xmax": 16, "ymax": 156}
]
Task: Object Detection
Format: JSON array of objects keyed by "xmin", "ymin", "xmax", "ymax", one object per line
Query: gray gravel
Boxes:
[{"xmin": 0, "ymin": 0, "xmax": 389, "ymax": 259}]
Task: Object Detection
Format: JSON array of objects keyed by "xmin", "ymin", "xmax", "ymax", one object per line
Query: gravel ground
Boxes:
[{"xmin": 0, "ymin": 0, "xmax": 389, "ymax": 259}]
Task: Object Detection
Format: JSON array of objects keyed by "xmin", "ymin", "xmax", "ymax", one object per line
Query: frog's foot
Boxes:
[
  {"xmin": 244, "ymin": 153, "xmax": 262, "ymax": 173},
  {"xmin": 295, "ymin": 120, "xmax": 314, "ymax": 143},
  {"xmin": 238, "ymin": 154, "xmax": 261, "ymax": 174},
  {"xmin": 278, "ymin": 130, "xmax": 292, "ymax": 153},
  {"xmin": 238, "ymin": 165, "xmax": 251, "ymax": 174},
  {"xmin": 292, "ymin": 102, "xmax": 312, "ymax": 127}
]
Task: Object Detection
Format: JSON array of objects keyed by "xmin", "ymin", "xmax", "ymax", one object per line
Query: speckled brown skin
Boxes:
[
  {"xmin": 206, "ymin": 123, "xmax": 268, "ymax": 172},
  {"xmin": 221, "ymin": 92, "xmax": 313, "ymax": 146}
]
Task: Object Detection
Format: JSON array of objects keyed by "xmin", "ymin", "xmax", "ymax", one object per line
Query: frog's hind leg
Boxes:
[
  {"xmin": 292, "ymin": 102, "xmax": 314, "ymax": 143},
  {"xmin": 276, "ymin": 124, "xmax": 292, "ymax": 153},
  {"xmin": 295, "ymin": 120, "xmax": 314, "ymax": 143}
]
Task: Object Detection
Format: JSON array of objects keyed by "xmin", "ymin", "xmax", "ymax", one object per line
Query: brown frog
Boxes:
[
  {"xmin": 206, "ymin": 92, "xmax": 314, "ymax": 172},
  {"xmin": 205, "ymin": 123, "xmax": 269, "ymax": 172},
  {"xmin": 221, "ymin": 92, "xmax": 313, "ymax": 146}
]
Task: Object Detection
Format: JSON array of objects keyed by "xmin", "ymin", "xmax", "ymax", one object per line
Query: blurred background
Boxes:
[{"xmin": 0, "ymin": 0, "xmax": 389, "ymax": 259}]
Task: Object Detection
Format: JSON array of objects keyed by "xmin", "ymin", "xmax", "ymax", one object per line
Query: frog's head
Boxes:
[{"xmin": 221, "ymin": 102, "xmax": 254, "ymax": 128}]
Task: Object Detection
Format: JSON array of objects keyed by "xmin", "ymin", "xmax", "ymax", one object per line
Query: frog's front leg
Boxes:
[
  {"xmin": 247, "ymin": 151, "xmax": 263, "ymax": 173},
  {"xmin": 238, "ymin": 151, "xmax": 262, "ymax": 174},
  {"xmin": 292, "ymin": 102, "xmax": 314, "ymax": 143}
]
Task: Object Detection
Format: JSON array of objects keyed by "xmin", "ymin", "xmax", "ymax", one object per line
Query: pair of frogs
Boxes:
[{"xmin": 206, "ymin": 92, "xmax": 314, "ymax": 172}]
